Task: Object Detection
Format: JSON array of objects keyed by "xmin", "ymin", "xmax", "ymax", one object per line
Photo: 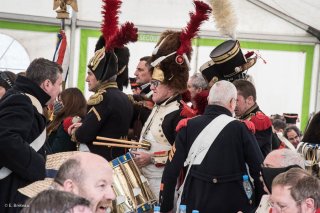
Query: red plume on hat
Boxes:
[
  {"xmin": 151, "ymin": 0, "xmax": 211, "ymax": 93},
  {"xmin": 177, "ymin": 1, "xmax": 212, "ymax": 58},
  {"xmin": 101, "ymin": 0, "xmax": 138, "ymax": 50},
  {"xmin": 88, "ymin": 0, "xmax": 137, "ymax": 83}
]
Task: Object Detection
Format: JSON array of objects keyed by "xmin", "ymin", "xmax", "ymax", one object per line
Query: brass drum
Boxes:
[
  {"xmin": 297, "ymin": 142, "xmax": 320, "ymax": 178},
  {"xmin": 111, "ymin": 152, "xmax": 156, "ymax": 213}
]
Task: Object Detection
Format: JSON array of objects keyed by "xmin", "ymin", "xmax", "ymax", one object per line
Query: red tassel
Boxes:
[
  {"xmin": 176, "ymin": 0, "xmax": 212, "ymax": 56},
  {"xmin": 245, "ymin": 51, "xmax": 254, "ymax": 59},
  {"xmin": 250, "ymin": 112, "xmax": 272, "ymax": 131}
]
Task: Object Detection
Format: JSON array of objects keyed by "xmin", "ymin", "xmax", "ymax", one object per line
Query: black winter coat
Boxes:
[
  {"xmin": 160, "ymin": 105, "xmax": 264, "ymax": 213},
  {"xmin": 75, "ymin": 84, "xmax": 133, "ymax": 161},
  {"xmin": 0, "ymin": 76, "xmax": 50, "ymax": 213}
]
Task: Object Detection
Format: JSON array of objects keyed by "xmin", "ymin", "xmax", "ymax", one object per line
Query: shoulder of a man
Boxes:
[
  {"xmin": 0, "ymin": 91, "xmax": 32, "ymax": 108},
  {"xmin": 248, "ymin": 111, "xmax": 272, "ymax": 131}
]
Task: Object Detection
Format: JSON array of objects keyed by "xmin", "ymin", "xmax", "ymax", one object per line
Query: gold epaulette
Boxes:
[
  {"xmin": 127, "ymin": 94, "xmax": 134, "ymax": 103},
  {"xmin": 87, "ymin": 82, "xmax": 118, "ymax": 106},
  {"xmin": 87, "ymin": 90, "xmax": 106, "ymax": 106}
]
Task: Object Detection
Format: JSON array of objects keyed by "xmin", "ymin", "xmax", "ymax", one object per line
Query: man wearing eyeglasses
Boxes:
[
  {"xmin": 131, "ymin": 30, "xmax": 190, "ymax": 201},
  {"xmin": 270, "ymin": 168, "xmax": 320, "ymax": 213},
  {"xmin": 255, "ymin": 149, "xmax": 305, "ymax": 213}
]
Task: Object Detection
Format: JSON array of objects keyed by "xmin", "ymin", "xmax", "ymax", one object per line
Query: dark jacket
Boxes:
[
  {"xmin": 239, "ymin": 104, "xmax": 273, "ymax": 158},
  {"xmin": 160, "ymin": 105, "xmax": 264, "ymax": 213},
  {"xmin": 0, "ymin": 76, "xmax": 50, "ymax": 213},
  {"xmin": 48, "ymin": 123, "xmax": 77, "ymax": 153},
  {"xmin": 75, "ymin": 82, "xmax": 133, "ymax": 161},
  {"xmin": 129, "ymin": 84, "xmax": 153, "ymax": 141}
]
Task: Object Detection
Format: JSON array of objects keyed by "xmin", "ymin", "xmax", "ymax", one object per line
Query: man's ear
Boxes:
[
  {"xmin": 41, "ymin": 79, "xmax": 51, "ymax": 92},
  {"xmin": 62, "ymin": 179, "xmax": 78, "ymax": 194},
  {"xmin": 247, "ymin": 95, "xmax": 254, "ymax": 104},
  {"xmin": 303, "ymin": 198, "xmax": 315, "ymax": 210}
]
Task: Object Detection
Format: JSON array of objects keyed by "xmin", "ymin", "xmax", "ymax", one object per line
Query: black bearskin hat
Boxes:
[
  {"xmin": 151, "ymin": 31, "xmax": 190, "ymax": 93},
  {"xmin": 87, "ymin": 0, "xmax": 137, "ymax": 84},
  {"xmin": 150, "ymin": 0, "xmax": 212, "ymax": 93},
  {"xmin": 91, "ymin": 36, "xmax": 130, "ymax": 90}
]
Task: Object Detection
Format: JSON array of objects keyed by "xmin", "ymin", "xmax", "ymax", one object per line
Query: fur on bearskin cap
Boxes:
[
  {"xmin": 151, "ymin": 30, "xmax": 191, "ymax": 93},
  {"xmin": 94, "ymin": 35, "xmax": 130, "ymax": 90},
  {"xmin": 150, "ymin": 0, "xmax": 211, "ymax": 93}
]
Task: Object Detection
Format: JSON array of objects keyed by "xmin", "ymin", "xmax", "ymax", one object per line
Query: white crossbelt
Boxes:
[
  {"xmin": 176, "ymin": 114, "xmax": 235, "ymax": 212},
  {"xmin": 0, "ymin": 93, "xmax": 47, "ymax": 180}
]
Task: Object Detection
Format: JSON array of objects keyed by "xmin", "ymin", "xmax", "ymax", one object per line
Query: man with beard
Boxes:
[
  {"xmin": 270, "ymin": 168, "xmax": 320, "ymax": 213},
  {"xmin": 233, "ymin": 79, "xmax": 272, "ymax": 158},
  {"xmin": 131, "ymin": 0, "xmax": 212, "ymax": 200},
  {"xmin": 18, "ymin": 152, "xmax": 115, "ymax": 213}
]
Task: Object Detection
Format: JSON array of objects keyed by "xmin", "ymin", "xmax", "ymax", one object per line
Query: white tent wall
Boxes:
[
  {"xmin": 0, "ymin": 0, "xmax": 319, "ymax": 130},
  {"xmin": 0, "ymin": 22, "xmax": 71, "ymax": 80}
]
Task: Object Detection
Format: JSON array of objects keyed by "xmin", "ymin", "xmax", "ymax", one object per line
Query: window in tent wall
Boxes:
[{"xmin": 0, "ymin": 33, "xmax": 30, "ymax": 74}]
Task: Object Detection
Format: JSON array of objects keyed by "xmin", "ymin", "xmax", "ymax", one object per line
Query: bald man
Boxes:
[{"xmin": 52, "ymin": 152, "xmax": 115, "ymax": 213}]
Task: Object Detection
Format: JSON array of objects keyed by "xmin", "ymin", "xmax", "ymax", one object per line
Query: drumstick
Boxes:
[
  {"xmin": 93, "ymin": 141, "xmax": 145, "ymax": 149},
  {"xmin": 96, "ymin": 136, "xmax": 151, "ymax": 147}
]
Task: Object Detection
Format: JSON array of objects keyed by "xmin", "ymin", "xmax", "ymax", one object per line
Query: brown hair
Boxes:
[
  {"xmin": 233, "ymin": 79, "xmax": 256, "ymax": 101},
  {"xmin": 47, "ymin": 88, "xmax": 87, "ymax": 134},
  {"xmin": 26, "ymin": 58, "xmax": 62, "ymax": 85},
  {"xmin": 272, "ymin": 168, "xmax": 320, "ymax": 208},
  {"xmin": 21, "ymin": 189, "xmax": 90, "ymax": 213}
]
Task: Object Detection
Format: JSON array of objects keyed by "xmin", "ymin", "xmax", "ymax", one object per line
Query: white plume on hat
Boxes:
[{"xmin": 209, "ymin": 0, "xmax": 238, "ymax": 39}]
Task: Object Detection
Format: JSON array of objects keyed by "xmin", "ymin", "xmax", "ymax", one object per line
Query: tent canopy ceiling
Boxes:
[
  {"xmin": 260, "ymin": 0, "xmax": 320, "ymax": 30},
  {"xmin": 0, "ymin": 0, "xmax": 318, "ymax": 41}
]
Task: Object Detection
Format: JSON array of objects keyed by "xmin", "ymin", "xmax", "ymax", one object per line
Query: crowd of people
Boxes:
[{"xmin": 1, "ymin": 0, "xmax": 320, "ymax": 213}]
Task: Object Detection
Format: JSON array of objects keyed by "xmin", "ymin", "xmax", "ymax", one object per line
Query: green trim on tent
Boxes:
[
  {"xmin": 0, "ymin": 20, "xmax": 60, "ymax": 32},
  {"xmin": 79, "ymin": 30, "xmax": 314, "ymax": 129}
]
